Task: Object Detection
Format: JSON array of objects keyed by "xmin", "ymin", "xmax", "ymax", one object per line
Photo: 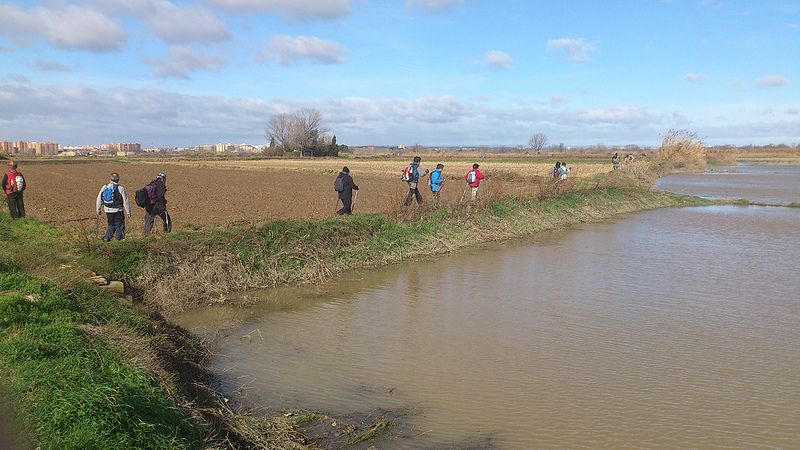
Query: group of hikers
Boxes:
[
  {"xmin": 334, "ymin": 156, "xmax": 486, "ymax": 215},
  {"xmin": 611, "ymin": 152, "xmax": 635, "ymax": 171},
  {"xmin": 2, "ymin": 160, "xmax": 171, "ymax": 241}
]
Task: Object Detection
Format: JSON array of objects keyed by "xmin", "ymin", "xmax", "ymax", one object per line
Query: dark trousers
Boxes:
[
  {"xmin": 6, "ymin": 192, "xmax": 24, "ymax": 218},
  {"xmin": 337, "ymin": 196, "xmax": 353, "ymax": 215},
  {"xmin": 144, "ymin": 209, "xmax": 171, "ymax": 235},
  {"xmin": 103, "ymin": 211, "xmax": 125, "ymax": 241},
  {"xmin": 404, "ymin": 184, "xmax": 423, "ymax": 206}
]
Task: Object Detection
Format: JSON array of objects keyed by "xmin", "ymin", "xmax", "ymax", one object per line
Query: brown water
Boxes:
[{"xmin": 179, "ymin": 169, "xmax": 800, "ymax": 448}]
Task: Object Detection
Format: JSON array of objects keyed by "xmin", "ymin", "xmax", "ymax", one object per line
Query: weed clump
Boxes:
[{"xmin": 657, "ymin": 129, "xmax": 707, "ymax": 170}]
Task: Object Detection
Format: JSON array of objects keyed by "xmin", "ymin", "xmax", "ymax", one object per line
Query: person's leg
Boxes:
[
  {"xmin": 104, "ymin": 212, "xmax": 115, "ymax": 241},
  {"xmin": 337, "ymin": 196, "xmax": 352, "ymax": 215},
  {"xmin": 414, "ymin": 187, "xmax": 423, "ymax": 204},
  {"xmin": 115, "ymin": 212, "xmax": 125, "ymax": 240},
  {"xmin": 404, "ymin": 188, "xmax": 415, "ymax": 206},
  {"xmin": 471, "ymin": 187, "xmax": 478, "ymax": 201},
  {"xmin": 16, "ymin": 193, "xmax": 25, "ymax": 218},
  {"xmin": 144, "ymin": 210, "xmax": 155, "ymax": 235},
  {"xmin": 6, "ymin": 195, "xmax": 18, "ymax": 218},
  {"xmin": 161, "ymin": 210, "xmax": 172, "ymax": 233}
]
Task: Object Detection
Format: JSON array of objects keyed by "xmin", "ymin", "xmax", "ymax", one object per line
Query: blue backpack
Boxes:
[{"xmin": 102, "ymin": 184, "xmax": 123, "ymax": 208}]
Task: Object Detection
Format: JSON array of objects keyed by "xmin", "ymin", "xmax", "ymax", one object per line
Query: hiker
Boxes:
[
  {"xmin": 559, "ymin": 162, "xmax": 568, "ymax": 180},
  {"xmin": 625, "ymin": 153, "xmax": 635, "ymax": 164},
  {"xmin": 611, "ymin": 153, "xmax": 621, "ymax": 170},
  {"xmin": 552, "ymin": 161, "xmax": 561, "ymax": 179},
  {"xmin": 402, "ymin": 156, "xmax": 429, "ymax": 206},
  {"xmin": 334, "ymin": 166, "xmax": 359, "ymax": 215},
  {"xmin": 95, "ymin": 172, "xmax": 131, "ymax": 241},
  {"xmin": 465, "ymin": 163, "xmax": 485, "ymax": 202},
  {"xmin": 143, "ymin": 172, "xmax": 171, "ymax": 235},
  {"xmin": 2, "ymin": 160, "xmax": 26, "ymax": 219},
  {"xmin": 429, "ymin": 163, "xmax": 445, "ymax": 200}
]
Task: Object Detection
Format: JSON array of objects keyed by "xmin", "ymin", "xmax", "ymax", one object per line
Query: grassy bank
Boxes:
[{"xmin": 88, "ymin": 182, "xmax": 709, "ymax": 314}]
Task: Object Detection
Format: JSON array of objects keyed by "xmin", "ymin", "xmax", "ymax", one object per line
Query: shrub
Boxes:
[{"xmin": 657, "ymin": 129, "xmax": 707, "ymax": 169}]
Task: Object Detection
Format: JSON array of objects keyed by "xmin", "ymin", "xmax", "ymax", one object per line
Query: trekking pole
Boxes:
[
  {"xmin": 334, "ymin": 197, "xmax": 340, "ymax": 213},
  {"xmin": 352, "ymin": 190, "xmax": 359, "ymax": 213},
  {"xmin": 459, "ymin": 183, "xmax": 468, "ymax": 204}
]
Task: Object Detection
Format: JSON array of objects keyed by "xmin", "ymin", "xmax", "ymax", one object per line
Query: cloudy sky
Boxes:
[{"xmin": 0, "ymin": 0, "xmax": 798, "ymax": 147}]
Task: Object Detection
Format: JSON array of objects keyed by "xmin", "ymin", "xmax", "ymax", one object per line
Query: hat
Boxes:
[
  {"xmin": 110, "ymin": 172, "xmax": 120, "ymax": 182},
  {"xmin": 342, "ymin": 166, "xmax": 350, "ymax": 173},
  {"xmin": 472, "ymin": 163, "xmax": 480, "ymax": 168},
  {"xmin": 157, "ymin": 172, "xmax": 166, "ymax": 179}
]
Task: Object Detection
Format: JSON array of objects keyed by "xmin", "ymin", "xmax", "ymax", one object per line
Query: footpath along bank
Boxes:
[{"xmin": 0, "ymin": 169, "xmax": 710, "ymax": 448}]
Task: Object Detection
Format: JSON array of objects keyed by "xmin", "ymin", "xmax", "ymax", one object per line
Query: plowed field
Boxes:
[{"xmin": 12, "ymin": 158, "xmax": 608, "ymax": 233}]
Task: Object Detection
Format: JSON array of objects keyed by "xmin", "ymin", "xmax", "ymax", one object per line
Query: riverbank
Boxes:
[{"xmin": 0, "ymin": 173, "xmax": 710, "ymax": 447}]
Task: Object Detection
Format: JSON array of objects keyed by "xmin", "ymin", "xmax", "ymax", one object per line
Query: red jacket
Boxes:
[
  {"xmin": 465, "ymin": 169, "xmax": 484, "ymax": 187},
  {"xmin": 3, "ymin": 169, "xmax": 22, "ymax": 195}
]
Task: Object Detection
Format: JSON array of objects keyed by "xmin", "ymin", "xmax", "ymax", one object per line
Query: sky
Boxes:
[{"xmin": 0, "ymin": 0, "xmax": 798, "ymax": 147}]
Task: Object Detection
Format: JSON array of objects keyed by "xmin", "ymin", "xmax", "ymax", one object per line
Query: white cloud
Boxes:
[
  {"xmin": 34, "ymin": 60, "xmax": 71, "ymax": 73},
  {"xmin": 206, "ymin": 0, "xmax": 351, "ymax": 20},
  {"xmin": 145, "ymin": 47, "xmax": 228, "ymax": 79},
  {"xmin": 547, "ymin": 38, "xmax": 595, "ymax": 62},
  {"xmin": 405, "ymin": 0, "xmax": 465, "ymax": 12},
  {"xmin": 756, "ymin": 75, "xmax": 789, "ymax": 88},
  {"xmin": 0, "ymin": 3, "xmax": 125, "ymax": 52},
  {"xmin": 91, "ymin": 0, "xmax": 229, "ymax": 44},
  {"xmin": 786, "ymin": 108, "xmax": 799, "ymax": 115},
  {"xmin": 683, "ymin": 72, "xmax": 706, "ymax": 82},
  {"xmin": 258, "ymin": 35, "xmax": 347, "ymax": 66},
  {"xmin": 482, "ymin": 51, "xmax": 512, "ymax": 70}
]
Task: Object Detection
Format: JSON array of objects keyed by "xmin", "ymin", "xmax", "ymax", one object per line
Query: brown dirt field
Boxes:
[{"xmin": 13, "ymin": 159, "xmax": 608, "ymax": 233}]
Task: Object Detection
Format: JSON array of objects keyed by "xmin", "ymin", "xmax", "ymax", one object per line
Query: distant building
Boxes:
[{"xmin": 0, "ymin": 141, "xmax": 13, "ymax": 154}]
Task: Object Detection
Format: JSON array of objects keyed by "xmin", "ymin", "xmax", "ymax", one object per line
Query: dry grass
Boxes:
[{"xmin": 657, "ymin": 129, "xmax": 707, "ymax": 169}]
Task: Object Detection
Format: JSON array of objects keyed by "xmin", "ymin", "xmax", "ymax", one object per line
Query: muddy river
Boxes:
[{"xmin": 179, "ymin": 166, "xmax": 800, "ymax": 448}]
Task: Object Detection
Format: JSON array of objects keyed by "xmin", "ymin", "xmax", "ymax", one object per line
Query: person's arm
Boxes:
[
  {"xmin": 120, "ymin": 186, "xmax": 131, "ymax": 216},
  {"xmin": 477, "ymin": 170, "xmax": 485, "ymax": 180},
  {"xmin": 96, "ymin": 187, "xmax": 103, "ymax": 214},
  {"xmin": 1, "ymin": 174, "xmax": 7, "ymax": 192}
]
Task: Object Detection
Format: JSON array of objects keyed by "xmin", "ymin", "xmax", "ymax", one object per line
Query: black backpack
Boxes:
[
  {"xmin": 334, "ymin": 175, "xmax": 345, "ymax": 192},
  {"xmin": 134, "ymin": 187, "xmax": 150, "ymax": 208}
]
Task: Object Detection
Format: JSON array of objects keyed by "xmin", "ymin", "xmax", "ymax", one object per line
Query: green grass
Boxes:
[{"xmin": 0, "ymin": 271, "xmax": 201, "ymax": 449}]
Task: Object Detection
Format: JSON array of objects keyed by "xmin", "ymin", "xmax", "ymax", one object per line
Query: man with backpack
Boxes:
[
  {"xmin": 429, "ymin": 163, "xmax": 445, "ymax": 200},
  {"xmin": 334, "ymin": 166, "xmax": 359, "ymax": 215},
  {"xmin": 402, "ymin": 156, "xmax": 429, "ymax": 206},
  {"xmin": 141, "ymin": 172, "xmax": 171, "ymax": 235},
  {"xmin": 465, "ymin": 163, "xmax": 485, "ymax": 202},
  {"xmin": 95, "ymin": 172, "xmax": 131, "ymax": 241},
  {"xmin": 2, "ymin": 160, "xmax": 26, "ymax": 219}
]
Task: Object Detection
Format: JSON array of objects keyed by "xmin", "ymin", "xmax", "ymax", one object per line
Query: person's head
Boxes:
[
  {"xmin": 110, "ymin": 172, "xmax": 120, "ymax": 183},
  {"xmin": 157, "ymin": 171, "xmax": 166, "ymax": 181},
  {"xmin": 436, "ymin": 163, "xmax": 444, "ymax": 170},
  {"xmin": 556, "ymin": 161, "xmax": 561, "ymax": 167},
  {"xmin": 472, "ymin": 163, "xmax": 479, "ymax": 169},
  {"xmin": 8, "ymin": 160, "xmax": 17, "ymax": 169},
  {"xmin": 413, "ymin": 156, "xmax": 421, "ymax": 163},
  {"xmin": 342, "ymin": 166, "xmax": 350, "ymax": 173}
]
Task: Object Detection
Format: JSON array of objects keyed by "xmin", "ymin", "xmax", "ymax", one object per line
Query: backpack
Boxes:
[
  {"xmin": 11, "ymin": 174, "xmax": 24, "ymax": 193},
  {"xmin": 401, "ymin": 164, "xmax": 413, "ymax": 182},
  {"xmin": 334, "ymin": 175, "xmax": 345, "ymax": 192},
  {"xmin": 134, "ymin": 186, "xmax": 150, "ymax": 208},
  {"xmin": 102, "ymin": 184, "xmax": 123, "ymax": 208},
  {"xmin": 467, "ymin": 170, "xmax": 477, "ymax": 184}
]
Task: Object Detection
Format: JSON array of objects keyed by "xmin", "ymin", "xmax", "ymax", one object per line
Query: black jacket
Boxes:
[{"xmin": 337, "ymin": 172, "xmax": 358, "ymax": 199}]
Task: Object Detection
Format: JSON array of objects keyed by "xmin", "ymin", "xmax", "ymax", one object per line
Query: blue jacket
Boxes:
[{"xmin": 430, "ymin": 169, "xmax": 443, "ymax": 192}]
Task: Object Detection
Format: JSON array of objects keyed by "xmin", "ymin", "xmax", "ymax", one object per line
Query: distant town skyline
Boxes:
[{"xmin": 1, "ymin": 0, "xmax": 798, "ymax": 147}]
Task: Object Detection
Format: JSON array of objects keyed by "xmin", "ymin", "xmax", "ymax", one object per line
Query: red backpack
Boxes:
[
  {"xmin": 401, "ymin": 164, "xmax": 413, "ymax": 182},
  {"xmin": 4, "ymin": 170, "xmax": 24, "ymax": 194}
]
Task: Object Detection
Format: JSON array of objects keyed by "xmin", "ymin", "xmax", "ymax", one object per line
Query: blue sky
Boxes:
[{"xmin": 0, "ymin": 0, "xmax": 798, "ymax": 147}]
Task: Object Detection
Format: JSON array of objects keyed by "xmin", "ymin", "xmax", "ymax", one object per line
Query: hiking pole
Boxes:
[
  {"xmin": 334, "ymin": 197, "xmax": 340, "ymax": 213},
  {"xmin": 459, "ymin": 183, "xmax": 468, "ymax": 204},
  {"xmin": 352, "ymin": 190, "xmax": 359, "ymax": 213}
]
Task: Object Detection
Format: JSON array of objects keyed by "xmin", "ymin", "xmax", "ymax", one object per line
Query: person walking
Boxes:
[
  {"xmin": 334, "ymin": 166, "xmax": 359, "ymax": 215},
  {"xmin": 611, "ymin": 152, "xmax": 621, "ymax": 171},
  {"xmin": 429, "ymin": 163, "xmax": 445, "ymax": 200},
  {"xmin": 465, "ymin": 163, "xmax": 485, "ymax": 202},
  {"xmin": 2, "ymin": 160, "xmax": 26, "ymax": 219},
  {"xmin": 95, "ymin": 172, "xmax": 131, "ymax": 241},
  {"xmin": 558, "ymin": 162, "xmax": 568, "ymax": 180},
  {"xmin": 402, "ymin": 156, "xmax": 429, "ymax": 206},
  {"xmin": 143, "ymin": 172, "xmax": 171, "ymax": 235},
  {"xmin": 552, "ymin": 161, "xmax": 561, "ymax": 179}
]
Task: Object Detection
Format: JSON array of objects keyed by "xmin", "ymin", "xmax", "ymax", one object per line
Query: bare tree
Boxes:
[
  {"xmin": 528, "ymin": 133, "xmax": 548, "ymax": 153},
  {"xmin": 265, "ymin": 113, "xmax": 292, "ymax": 150}
]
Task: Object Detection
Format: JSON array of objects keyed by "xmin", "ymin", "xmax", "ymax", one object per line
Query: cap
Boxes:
[{"xmin": 110, "ymin": 172, "xmax": 120, "ymax": 182}]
